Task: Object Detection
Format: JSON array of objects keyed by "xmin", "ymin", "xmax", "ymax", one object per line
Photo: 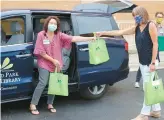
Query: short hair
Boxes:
[
  {"xmin": 155, "ymin": 12, "xmax": 164, "ymax": 17},
  {"xmin": 132, "ymin": 6, "xmax": 149, "ymax": 24},
  {"xmin": 43, "ymin": 16, "xmax": 60, "ymax": 33}
]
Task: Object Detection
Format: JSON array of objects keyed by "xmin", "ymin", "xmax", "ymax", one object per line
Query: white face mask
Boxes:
[{"xmin": 48, "ymin": 24, "xmax": 57, "ymax": 32}]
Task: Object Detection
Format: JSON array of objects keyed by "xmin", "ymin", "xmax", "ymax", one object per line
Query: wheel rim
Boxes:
[{"xmin": 88, "ymin": 84, "xmax": 106, "ymax": 95}]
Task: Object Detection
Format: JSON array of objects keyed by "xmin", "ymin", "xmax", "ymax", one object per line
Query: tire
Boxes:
[{"xmin": 80, "ymin": 84, "xmax": 108, "ymax": 100}]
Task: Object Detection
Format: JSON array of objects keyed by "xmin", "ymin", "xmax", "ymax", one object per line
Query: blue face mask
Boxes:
[
  {"xmin": 134, "ymin": 15, "xmax": 143, "ymax": 24},
  {"xmin": 48, "ymin": 24, "xmax": 57, "ymax": 32}
]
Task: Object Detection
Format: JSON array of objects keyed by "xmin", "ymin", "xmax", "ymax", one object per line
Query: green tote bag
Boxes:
[
  {"xmin": 158, "ymin": 36, "xmax": 164, "ymax": 51},
  {"xmin": 48, "ymin": 69, "xmax": 69, "ymax": 96},
  {"xmin": 89, "ymin": 37, "xmax": 110, "ymax": 65},
  {"xmin": 144, "ymin": 71, "xmax": 164, "ymax": 106}
]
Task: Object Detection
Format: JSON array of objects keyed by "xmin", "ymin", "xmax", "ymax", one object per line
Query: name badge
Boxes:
[{"xmin": 43, "ymin": 39, "xmax": 50, "ymax": 44}]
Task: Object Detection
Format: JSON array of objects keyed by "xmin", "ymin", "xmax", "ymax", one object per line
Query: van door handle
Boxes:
[
  {"xmin": 79, "ymin": 48, "xmax": 89, "ymax": 52},
  {"xmin": 15, "ymin": 54, "xmax": 32, "ymax": 58}
]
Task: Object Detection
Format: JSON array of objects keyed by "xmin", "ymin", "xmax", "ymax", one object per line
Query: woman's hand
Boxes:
[
  {"xmin": 52, "ymin": 59, "xmax": 61, "ymax": 72},
  {"xmin": 95, "ymin": 32, "xmax": 104, "ymax": 37},
  {"xmin": 149, "ymin": 64, "xmax": 156, "ymax": 72},
  {"xmin": 90, "ymin": 36, "xmax": 96, "ymax": 41}
]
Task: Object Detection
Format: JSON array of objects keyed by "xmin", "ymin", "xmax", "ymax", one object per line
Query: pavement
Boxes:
[
  {"xmin": 1, "ymin": 70, "xmax": 164, "ymax": 120},
  {"xmin": 1, "ymin": 53, "xmax": 164, "ymax": 120},
  {"xmin": 129, "ymin": 52, "xmax": 164, "ymax": 71}
]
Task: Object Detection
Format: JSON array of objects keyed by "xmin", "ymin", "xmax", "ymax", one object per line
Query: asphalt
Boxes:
[{"xmin": 1, "ymin": 70, "xmax": 164, "ymax": 120}]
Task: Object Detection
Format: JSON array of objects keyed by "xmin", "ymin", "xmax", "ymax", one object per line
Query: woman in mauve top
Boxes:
[
  {"xmin": 30, "ymin": 16, "xmax": 95, "ymax": 115},
  {"xmin": 96, "ymin": 6, "xmax": 161, "ymax": 120}
]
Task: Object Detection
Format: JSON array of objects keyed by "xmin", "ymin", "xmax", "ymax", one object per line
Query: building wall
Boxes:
[
  {"xmin": 1, "ymin": 1, "xmax": 80, "ymax": 10},
  {"xmin": 1, "ymin": 0, "xmax": 164, "ymax": 20}
]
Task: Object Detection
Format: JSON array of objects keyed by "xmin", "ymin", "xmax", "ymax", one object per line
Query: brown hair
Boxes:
[
  {"xmin": 132, "ymin": 6, "xmax": 149, "ymax": 24},
  {"xmin": 43, "ymin": 16, "xmax": 60, "ymax": 33},
  {"xmin": 155, "ymin": 12, "xmax": 164, "ymax": 17}
]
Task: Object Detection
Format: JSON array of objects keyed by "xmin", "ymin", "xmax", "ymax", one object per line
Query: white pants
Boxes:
[{"xmin": 139, "ymin": 61, "xmax": 161, "ymax": 115}]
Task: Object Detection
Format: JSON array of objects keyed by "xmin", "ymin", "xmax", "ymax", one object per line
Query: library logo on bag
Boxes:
[
  {"xmin": 58, "ymin": 79, "xmax": 62, "ymax": 83},
  {"xmin": 96, "ymin": 47, "xmax": 100, "ymax": 51},
  {"xmin": 154, "ymin": 86, "xmax": 158, "ymax": 89},
  {"xmin": 96, "ymin": 47, "xmax": 100, "ymax": 56}
]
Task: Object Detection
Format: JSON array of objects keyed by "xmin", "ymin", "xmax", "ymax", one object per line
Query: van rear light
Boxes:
[{"xmin": 124, "ymin": 42, "xmax": 128, "ymax": 51}]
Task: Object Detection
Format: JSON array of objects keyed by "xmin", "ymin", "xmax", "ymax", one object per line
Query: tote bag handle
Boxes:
[{"xmin": 149, "ymin": 71, "xmax": 159, "ymax": 82}]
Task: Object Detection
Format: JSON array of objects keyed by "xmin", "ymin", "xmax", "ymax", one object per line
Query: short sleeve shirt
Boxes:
[{"xmin": 33, "ymin": 31, "xmax": 72, "ymax": 72}]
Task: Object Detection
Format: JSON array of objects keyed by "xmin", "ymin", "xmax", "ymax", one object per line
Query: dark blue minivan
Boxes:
[{"xmin": 1, "ymin": 3, "xmax": 135, "ymax": 103}]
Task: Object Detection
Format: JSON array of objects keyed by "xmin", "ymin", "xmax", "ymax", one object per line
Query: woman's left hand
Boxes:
[
  {"xmin": 149, "ymin": 64, "xmax": 156, "ymax": 72},
  {"xmin": 91, "ymin": 36, "xmax": 96, "ymax": 41},
  {"xmin": 95, "ymin": 32, "xmax": 104, "ymax": 37}
]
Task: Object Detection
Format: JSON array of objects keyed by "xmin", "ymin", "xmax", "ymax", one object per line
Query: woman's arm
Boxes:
[
  {"xmin": 71, "ymin": 36, "xmax": 94, "ymax": 42},
  {"xmin": 40, "ymin": 54, "xmax": 60, "ymax": 66},
  {"xmin": 60, "ymin": 32, "xmax": 94, "ymax": 47},
  {"xmin": 97, "ymin": 26, "xmax": 136, "ymax": 37},
  {"xmin": 149, "ymin": 22, "xmax": 158, "ymax": 64},
  {"xmin": 40, "ymin": 54, "xmax": 61, "ymax": 70}
]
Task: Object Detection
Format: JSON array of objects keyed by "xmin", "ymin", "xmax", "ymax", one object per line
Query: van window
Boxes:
[
  {"xmin": 33, "ymin": 18, "xmax": 44, "ymax": 36},
  {"xmin": 75, "ymin": 15, "xmax": 113, "ymax": 35},
  {"xmin": 1, "ymin": 17, "xmax": 25, "ymax": 46}
]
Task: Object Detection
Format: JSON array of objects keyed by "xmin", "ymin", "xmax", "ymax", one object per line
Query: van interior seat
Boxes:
[
  {"xmin": 1, "ymin": 27, "xmax": 6, "ymax": 46},
  {"xmin": 60, "ymin": 20, "xmax": 72, "ymax": 71},
  {"xmin": 60, "ymin": 20, "xmax": 72, "ymax": 35},
  {"xmin": 7, "ymin": 21, "xmax": 24, "ymax": 45}
]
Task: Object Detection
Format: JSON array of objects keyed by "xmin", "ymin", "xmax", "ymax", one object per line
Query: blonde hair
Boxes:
[{"xmin": 132, "ymin": 6, "xmax": 150, "ymax": 24}]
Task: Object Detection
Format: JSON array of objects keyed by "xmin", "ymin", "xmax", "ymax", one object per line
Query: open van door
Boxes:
[
  {"xmin": 73, "ymin": 1, "xmax": 136, "ymax": 14},
  {"xmin": 71, "ymin": 3, "xmax": 134, "ymax": 99}
]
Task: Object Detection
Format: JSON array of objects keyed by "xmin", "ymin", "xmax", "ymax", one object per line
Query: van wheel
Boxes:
[{"xmin": 80, "ymin": 84, "xmax": 108, "ymax": 100}]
